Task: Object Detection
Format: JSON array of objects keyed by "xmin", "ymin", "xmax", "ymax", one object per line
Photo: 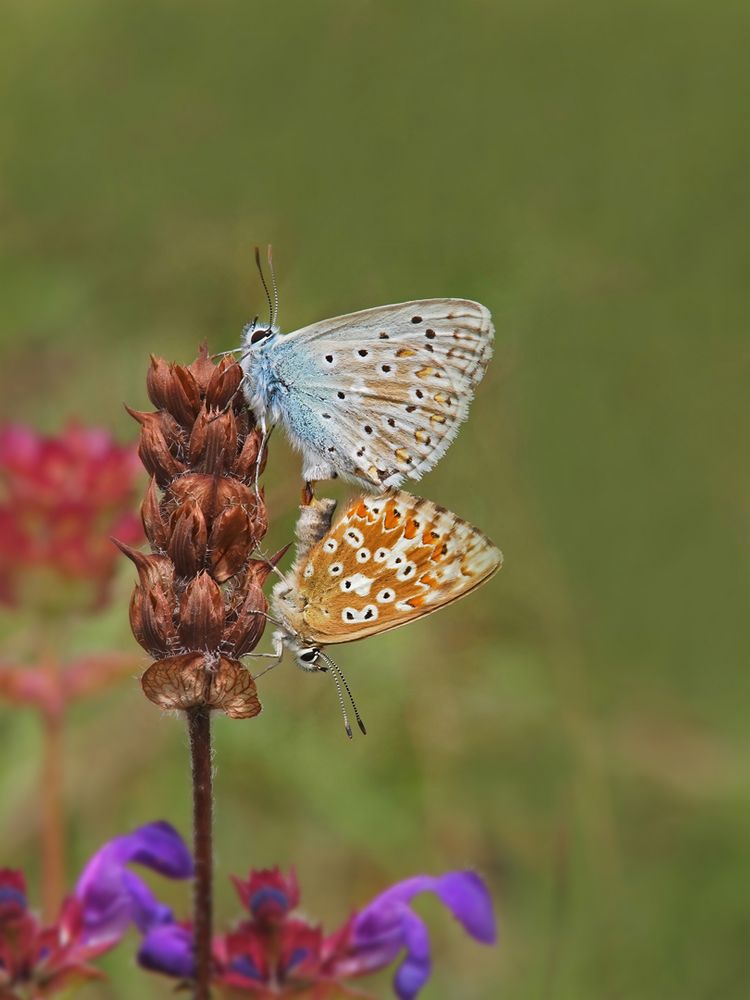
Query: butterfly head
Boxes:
[
  {"xmin": 277, "ymin": 630, "xmax": 325, "ymax": 673},
  {"xmin": 241, "ymin": 318, "xmax": 278, "ymax": 349}
]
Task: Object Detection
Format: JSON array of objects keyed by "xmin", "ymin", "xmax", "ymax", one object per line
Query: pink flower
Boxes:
[{"xmin": 0, "ymin": 424, "xmax": 142, "ymax": 610}]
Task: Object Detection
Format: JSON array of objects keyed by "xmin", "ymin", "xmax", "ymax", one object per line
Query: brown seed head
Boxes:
[{"xmin": 119, "ymin": 346, "xmax": 270, "ymax": 719}]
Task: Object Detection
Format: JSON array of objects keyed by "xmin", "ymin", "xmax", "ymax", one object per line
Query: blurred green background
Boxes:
[{"xmin": 1, "ymin": 1, "xmax": 748, "ymax": 997}]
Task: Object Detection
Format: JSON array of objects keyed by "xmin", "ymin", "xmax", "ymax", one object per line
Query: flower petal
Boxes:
[
  {"xmin": 74, "ymin": 822, "xmax": 193, "ymax": 949},
  {"xmin": 354, "ymin": 871, "xmax": 496, "ymax": 948},
  {"xmin": 391, "ymin": 907, "xmax": 431, "ymax": 1000},
  {"xmin": 340, "ymin": 871, "xmax": 495, "ymax": 998},
  {"xmin": 138, "ymin": 923, "xmax": 195, "ymax": 978}
]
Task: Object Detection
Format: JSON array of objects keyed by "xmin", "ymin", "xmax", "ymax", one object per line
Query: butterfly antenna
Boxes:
[
  {"xmin": 254, "ymin": 245, "xmax": 273, "ymax": 333},
  {"xmin": 267, "ymin": 244, "xmax": 279, "ymax": 330},
  {"xmin": 321, "ymin": 652, "xmax": 367, "ymax": 735},
  {"xmin": 324, "ymin": 661, "xmax": 353, "ymax": 739}
]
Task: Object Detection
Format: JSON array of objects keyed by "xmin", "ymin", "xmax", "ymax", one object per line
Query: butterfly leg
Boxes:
[
  {"xmin": 301, "ymin": 480, "xmax": 315, "ymax": 505},
  {"xmin": 248, "ymin": 630, "xmax": 285, "ymax": 681},
  {"xmin": 254, "ymin": 415, "xmax": 269, "ymax": 506}
]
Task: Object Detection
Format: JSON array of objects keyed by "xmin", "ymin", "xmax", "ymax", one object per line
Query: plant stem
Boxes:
[
  {"xmin": 40, "ymin": 708, "xmax": 65, "ymax": 921},
  {"xmin": 188, "ymin": 706, "xmax": 213, "ymax": 1000}
]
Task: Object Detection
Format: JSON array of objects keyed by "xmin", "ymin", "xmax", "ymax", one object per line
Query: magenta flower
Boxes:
[
  {"xmin": 0, "ymin": 423, "xmax": 142, "ymax": 610},
  {"xmin": 0, "ymin": 822, "xmax": 192, "ymax": 998},
  {"xmin": 139, "ymin": 860, "xmax": 496, "ymax": 998}
]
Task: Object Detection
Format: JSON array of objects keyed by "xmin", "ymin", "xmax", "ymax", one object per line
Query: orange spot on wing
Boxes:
[
  {"xmin": 406, "ymin": 595, "xmax": 425, "ymax": 608},
  {"xmin": 419, "ymin": 573, "xmax": 437, "ymax": 588},
  {"xmin": 403, "ymin": 517, "xmax": 419, "ymax": 539},
  {"xmin": 384, "ymin": 501, "xmax": 401, "ymax": 531},
  {"xmin": 396, "ymin": 348, "xmax": 416, "ymax": 358}
]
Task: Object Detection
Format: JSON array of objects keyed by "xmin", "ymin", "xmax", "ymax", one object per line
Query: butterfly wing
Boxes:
[
  {"xmin": 274, "ymin": 491, "xmax": 502, "ymax": 646},
  {"xmin": 259, "ymin": 299, "xmax": 493, "ymax": 488}
]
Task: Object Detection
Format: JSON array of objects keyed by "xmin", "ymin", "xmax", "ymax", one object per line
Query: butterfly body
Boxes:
[
  {"xmin": 270, "ymin": 490, "xmax": 502, "ymax": 670},
  {"xmin": 240, "ymin": 299, "xmax": 494, "ymax": 489}
]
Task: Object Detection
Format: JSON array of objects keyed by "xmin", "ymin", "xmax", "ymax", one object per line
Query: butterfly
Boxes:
[
  {"xmin": 239, "ymin": 298, "xmax": 494, "ymax": 490},
  {"xmin": 259, "ymin": 490, "xmax": 502, "ymax": 736}
]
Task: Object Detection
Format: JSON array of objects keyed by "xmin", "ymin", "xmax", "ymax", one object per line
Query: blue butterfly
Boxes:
[{"xmin": 239, "ymin": 298, "xmax": 493, "ymax": 490}]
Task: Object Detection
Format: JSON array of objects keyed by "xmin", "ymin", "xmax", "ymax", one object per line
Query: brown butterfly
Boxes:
[{"xmin": 258, "ymin": 490, "xmax": 502, "ymax": 735}]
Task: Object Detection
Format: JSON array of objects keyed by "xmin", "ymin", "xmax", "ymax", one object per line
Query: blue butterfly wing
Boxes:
[{"xmin": 243, "ymin": 299, "xmax": 493, "ymax": 487}]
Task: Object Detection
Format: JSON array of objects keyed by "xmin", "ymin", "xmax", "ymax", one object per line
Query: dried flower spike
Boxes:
[{"xmin": 119, "ymin": 345, "xmax": 273, "ymax": 720}]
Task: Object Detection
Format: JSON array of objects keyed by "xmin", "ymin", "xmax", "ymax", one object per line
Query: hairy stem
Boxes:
[
  {"xmin": 188, "ymin": 706, "xmax": 213, "ymax": 1000},
  {"xmin": 40, "ymin": 709, "xmax": 65, "ymax": 920}
]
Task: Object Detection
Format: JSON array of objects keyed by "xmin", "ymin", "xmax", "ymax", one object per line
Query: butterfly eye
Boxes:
[
  {"xmin": 250, "ymin": 325, "xmax": 273, "ymax": 344},
  {"xmin": 299, "ymin": 648, "xmax": 319, "ymax": 664}
]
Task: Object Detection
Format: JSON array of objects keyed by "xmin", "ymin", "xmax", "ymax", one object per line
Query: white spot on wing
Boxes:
[
  {"xmin": 340, "ymin": 573, "xmax": 373, "ymax": 596},
  {"xmin": 344, "ymin": 527, "xmax": 364, "ymax": 547}
]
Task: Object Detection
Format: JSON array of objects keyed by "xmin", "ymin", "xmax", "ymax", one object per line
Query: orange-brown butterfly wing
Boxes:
[{"xmin": 288, "ymin": 491, "xmax": 501, "ymax": 645}]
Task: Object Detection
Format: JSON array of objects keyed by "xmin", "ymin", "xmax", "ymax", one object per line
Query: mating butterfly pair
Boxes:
[{"xmin": 238, "ymin": 295, "xmax": 501, "ymax": 734}]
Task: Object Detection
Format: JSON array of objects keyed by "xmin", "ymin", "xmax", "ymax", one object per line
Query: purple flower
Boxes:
[
  {"xmin": 138, "ymin": 921, "xmax": 195, "ymax": 979},
  {"xmin": 0, "ymin": 822, "xmax": 192, "ymax": 998},
  {"xmin": 73, "ymin": 820, "xmax": 193, "ymax": 950},
  {"xmin": 139, "ymin": 863, "xmax": 496, "ymax": 999},
  {"xmin": 336, "ymin": 871, "xmax": 497, "ymax": 1000}
]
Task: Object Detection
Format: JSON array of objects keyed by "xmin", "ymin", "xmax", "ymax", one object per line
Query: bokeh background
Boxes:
[{"xmin": 1, "ymin": 1, "xmax": 748, "ymax": 997}]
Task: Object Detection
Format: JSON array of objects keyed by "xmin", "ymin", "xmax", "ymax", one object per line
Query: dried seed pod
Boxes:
[{"xmin": 121, "ymin": 345, "xmax": 271, "ymax": 719}]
